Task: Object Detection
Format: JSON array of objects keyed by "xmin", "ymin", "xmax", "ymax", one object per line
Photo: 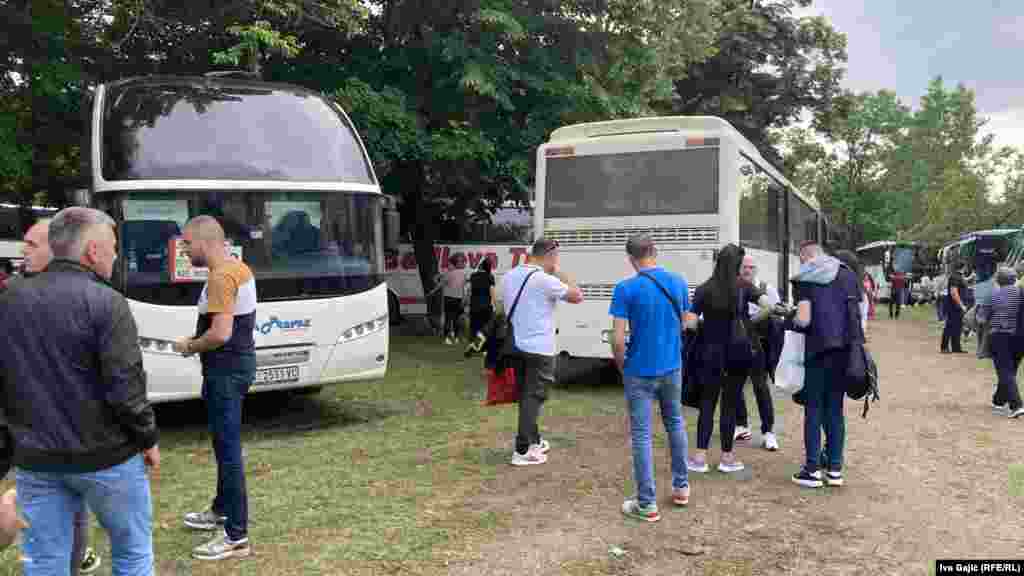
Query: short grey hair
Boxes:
[
  {"xmin": 49, "ymin": 207, "xmax": 116, "ymax": 260},
  {"xmin": 996, "ymin": 266, "xmax": 1017, "ymax": 287},
  {"xmin": 800, "ymin": 242, "xmax": 823, "ymax": 259}
]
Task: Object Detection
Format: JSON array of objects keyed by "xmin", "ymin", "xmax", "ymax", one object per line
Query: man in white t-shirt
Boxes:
[{"xmin": 502, "ymin": 238, "xmax": 583, "ymax": 465}]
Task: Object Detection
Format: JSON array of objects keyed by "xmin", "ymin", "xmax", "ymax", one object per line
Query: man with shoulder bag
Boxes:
[
  {"xmin": 610, "ymin": 235, "xmax": 691, "ymax": 522},
  {"xmin": 500, "ymin": 239, "xmax": 583, "ymax": 466}
]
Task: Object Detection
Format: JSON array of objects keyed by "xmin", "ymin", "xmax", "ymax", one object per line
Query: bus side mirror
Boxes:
[{"xmin": 382, "ymin": 197, "xmax": 400, "ymax": 251}]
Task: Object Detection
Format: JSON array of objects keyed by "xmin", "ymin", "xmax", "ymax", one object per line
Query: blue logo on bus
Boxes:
[{"xmin": 255, "ymin": 316, "xmax": 312, "ymax": 335}]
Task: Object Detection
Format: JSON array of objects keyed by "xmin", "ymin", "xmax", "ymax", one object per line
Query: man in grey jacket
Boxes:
[{"xmin": 0, "ymin": 207, "xmax": 160, "ymax": 576}]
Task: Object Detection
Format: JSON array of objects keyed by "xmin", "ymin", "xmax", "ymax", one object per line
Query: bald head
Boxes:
[
  {"xmin": 184, "ymin": 215, "xmax": 225, "ymax": 243},
  {"xmin": 182, "ymin": 215, "xmax": 227, "ymax": 269}
]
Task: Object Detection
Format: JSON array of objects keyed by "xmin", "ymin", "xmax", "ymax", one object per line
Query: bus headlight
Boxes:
[
  {"xmin": 138, "ymin": 337, "xmax": 180, "ymax": 356},
  {"xmin": 338, "ymin": 315, "xmax": 388, "ymax": 343}
]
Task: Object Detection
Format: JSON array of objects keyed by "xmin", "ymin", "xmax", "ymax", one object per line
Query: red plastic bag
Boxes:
[{"xmin": 484, "ymin": 367, "xmax": 518, "ymax": 405}]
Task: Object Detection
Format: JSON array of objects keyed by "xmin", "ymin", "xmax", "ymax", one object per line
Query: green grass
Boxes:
[
  {"xmin": 0, "ymin": 333, "xmax": 628, "ymax": 575},
  {"xmin": 1010, "ymin": 464, "xmax": 1024, "ymax": 499},
  {"xmin": 0, "ymin": 332, "xmax": 791, "ymax": 575}
]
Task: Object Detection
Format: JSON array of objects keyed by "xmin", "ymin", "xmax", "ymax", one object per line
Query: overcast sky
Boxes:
[{"xmin": 798, "ymin": 0, "xmax": 1024, "ymax": 151}]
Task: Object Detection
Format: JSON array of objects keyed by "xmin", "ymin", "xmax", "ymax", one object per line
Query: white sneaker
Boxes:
[
  {"xmin": 510, "ymin": 444, "xmax": 547, "ymax": 466},
  {"xmin": 718, "ymin": 459, "xmax": 745, "ymax": 473},
  {"xmin": 444, "ymin": 336, "xmax": 453, "ymax": 345},
  {"xmin": 762, "ymin": 432, "xmax": 779, "ymax": 451},
  {"xmin": 734, "ymin": 426, "xmax": 752, "ymax": 441},
  {"xmin": 192, "ymin": 530, "xmax": 251, "ymax": 561},
  {"xmin": 1010, "ymin": 407, "xmax": 1024, "ymax": 419},
  {"xmin": 538, "ymin": 438, "xmax": 550, "ymax": 453}
]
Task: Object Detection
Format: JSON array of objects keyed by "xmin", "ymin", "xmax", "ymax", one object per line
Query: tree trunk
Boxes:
[{"xmin": 407, "ymin": 163, "xmax": 442, "ymax": 328}]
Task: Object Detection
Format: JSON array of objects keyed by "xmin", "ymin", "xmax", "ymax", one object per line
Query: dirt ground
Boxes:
[{"xmin": 446, "ymin": 310, "xmax": 1024, "ymax": 576}]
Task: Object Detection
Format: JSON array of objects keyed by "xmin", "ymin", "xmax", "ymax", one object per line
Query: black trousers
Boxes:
[
  {"xmin": 512, "ymin": 352, "xmax": 553, "ymax": 454},
  {"xmin": 469, "ymin": 307, "xmax": 493, "ymax": 338},
  {"xmin": 736, "ymin": 354, "xmax": 775, "ymax": 434},
  {"xmin": 889, "ymin": 288, "xmax": 904, "ymax": 318},
  {"xmin": 942, "ymin": 306, "xmax": 964, "ymax": 352},
  {"xmin": 697, "ymin": 368, "xmax": 748, "ymax": 452},
  {"xmin": 444, "ymin": 296, "xmax": 463, "ymax": 338}
]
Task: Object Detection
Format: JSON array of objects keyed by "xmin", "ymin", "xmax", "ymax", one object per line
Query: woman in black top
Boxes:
[
  {"xmin": 685, "ymin": 244, "xmax": 769, "ymax": 474},
  {"xmin": 466, "ymin": 258, "xmax": 497, "ymax": 360}
]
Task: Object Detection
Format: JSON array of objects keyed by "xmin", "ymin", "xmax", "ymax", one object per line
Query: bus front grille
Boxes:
[{"xmin": 544, "ymin": 226, "xmax": 719, "ymax": 246}]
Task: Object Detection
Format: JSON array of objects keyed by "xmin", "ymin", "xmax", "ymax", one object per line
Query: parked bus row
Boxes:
[{"xmin": 12, "ymin": 73, "xmax": 865, "ymax": 395}]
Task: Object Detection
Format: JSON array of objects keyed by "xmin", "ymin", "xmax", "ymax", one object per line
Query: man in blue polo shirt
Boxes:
[{"xmin": 609, "ymin": 234, "xmax": 690, "ymax": 522}]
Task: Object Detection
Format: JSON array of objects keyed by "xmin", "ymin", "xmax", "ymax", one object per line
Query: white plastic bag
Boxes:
[{"xmin": 773, "ymin": 330, "xmax": 806, "ymax": 395}]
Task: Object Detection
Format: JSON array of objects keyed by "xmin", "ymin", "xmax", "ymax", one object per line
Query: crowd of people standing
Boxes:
[{"xmin": 1, "ymin": 209, "xmax": 260, "ymax": 574}]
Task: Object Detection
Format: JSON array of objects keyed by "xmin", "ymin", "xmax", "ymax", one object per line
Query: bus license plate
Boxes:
[{"xmin": 254, "ymin": 365, "xmax": 300, "ymax": 385}]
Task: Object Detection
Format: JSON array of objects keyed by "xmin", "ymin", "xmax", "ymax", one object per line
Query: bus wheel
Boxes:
[
  {"xmin": 388, "ymin": 290, "xmax": 403, "ymax": 326},
  {"xmin": 555, "ymin": 352, "xmax": 571, "ymax": 387}
]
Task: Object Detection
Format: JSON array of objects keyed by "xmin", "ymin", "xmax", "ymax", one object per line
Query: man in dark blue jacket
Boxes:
[
  {"xmin": 0, "ymin": 207, "xmax": 160, "ymax": 576},
  {"xmin": 788, "ymin": 242, "xmax": 862, "ymax": 489}
]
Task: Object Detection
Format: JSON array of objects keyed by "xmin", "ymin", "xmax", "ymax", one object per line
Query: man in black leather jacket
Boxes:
[{"xmin": 0, "ymin": 207, "xmax": 159, "ymax": 575}]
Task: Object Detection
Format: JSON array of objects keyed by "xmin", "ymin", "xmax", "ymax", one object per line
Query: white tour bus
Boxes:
[
  {"xmin": 78, "ymin": 73, "xmax": 398, "ymax": 402},
  {"xmin": 385, "ymin": 204, "xmax": 532, "ymax": 316},
  {"xmin": 535, "ymin": 116, "xmax": 826, "ymax": 376}
]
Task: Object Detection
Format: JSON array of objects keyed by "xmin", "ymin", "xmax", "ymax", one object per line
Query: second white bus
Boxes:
[{"xmin": 535, "ymin": 116, "xmax": 830, "ymax": 376}]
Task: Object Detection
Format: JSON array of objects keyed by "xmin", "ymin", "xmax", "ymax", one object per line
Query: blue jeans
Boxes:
[
  {"xmin": 203, "ymin": 364, "xmax": 254, "ymax": 541},
  {"xmin": 803, "ymin": 350, "xmax": 847, "ymax": 474},
  {"xmin": 16, "ymin": 455, "xmax": 153, "ymax": 576},
  {"xmin": 624, "ymin": 369, "xmax": 689, "ymax": 508}
]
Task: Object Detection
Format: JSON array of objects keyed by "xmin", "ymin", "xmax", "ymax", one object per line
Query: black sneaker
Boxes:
[
  {"xmin": 792, "ymin": 468, "xmax": 823, "ymax": 488},
  {"xmin": 825, "ymin": 470, "xmax": 844, "ymax": 486}
]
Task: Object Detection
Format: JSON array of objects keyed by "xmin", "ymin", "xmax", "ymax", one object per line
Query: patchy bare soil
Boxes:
[{"xmin": 446, "ymin": 310, "xmax": 1024, "ymax": 576}]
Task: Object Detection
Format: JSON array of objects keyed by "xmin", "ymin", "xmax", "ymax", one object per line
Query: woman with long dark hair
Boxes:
[{"xmin": 685, "ymin": 244, "xmax": 769, "ymax": 473}]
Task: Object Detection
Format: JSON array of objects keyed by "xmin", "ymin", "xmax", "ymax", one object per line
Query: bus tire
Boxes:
[
  {"xmin": 388, "ymin": 290, "xmax": 403, "ymax": 326},
  {"xmin": 555, "ymin": 352, "xmax": 571, "ymax": 387},
  {"xmin": 292, "ymin": 386, "xmax": 322, "ymax": 396}
]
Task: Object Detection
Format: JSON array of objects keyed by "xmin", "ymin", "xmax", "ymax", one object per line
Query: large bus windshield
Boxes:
[
  {"xmin": 543, "ymin": 148, "xmax": 719, "ymax": 218},
  {"xmin": 102, "ymin": 81, "xmax": 375, "ymax": 184},
  {"xmin": 113, "ymin": 190, "xmax": 380, "ymax": 306}
]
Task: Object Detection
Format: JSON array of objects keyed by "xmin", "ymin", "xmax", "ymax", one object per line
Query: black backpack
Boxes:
[{"xmin": 843, "ymin": 266, "xmax": 880, "ymax": 417}]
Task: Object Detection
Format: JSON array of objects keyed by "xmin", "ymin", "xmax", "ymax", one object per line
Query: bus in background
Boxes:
[
  {"xmin": 855, "ymin": 240, "xmax": 929, "ymax": 303},
  {"xmin": 534, "ymin": 116, "xmax": 824, "ymax": 381},
  {"xmin": 79, "ymin": 73, "xmax": 399, "ymax": 402},
  {"xmin": 939, "ymin": 228, "xmax": 1022, "ymax": 306},
  {"xmin": 0, "ymin": 204, "xmax": 59, "ymax": 273},
  {"xmin": 385, "ymin": 204, "xmax": 532, "ymax": 317}
]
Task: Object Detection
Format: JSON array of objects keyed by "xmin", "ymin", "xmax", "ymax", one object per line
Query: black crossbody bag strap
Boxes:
[
  {"xmin": 507, "ymin": 269, "xmax": 539, "ymax": 323},
  {"xmin": 638, "ymin": 271, "xmax": 683, "ymax": 322}
]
